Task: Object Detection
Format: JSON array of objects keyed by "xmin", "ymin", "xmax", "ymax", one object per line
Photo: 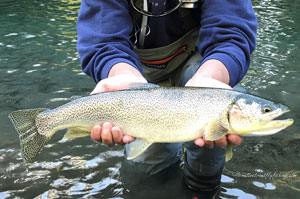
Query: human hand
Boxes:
[
  {"xmin": 91, "ymin": 63, "xmax": 147, "ymax": 94},
  {"xmin": 91, "ymin": 122, "xmax": 135, "ymax": 147},
  {"xmin": 185, "ymin": 59, "xmax": 243, "ymax": 148},
  {"xmin": 90, "ymin": 63, "xmax": 147, "ymax": 147}
]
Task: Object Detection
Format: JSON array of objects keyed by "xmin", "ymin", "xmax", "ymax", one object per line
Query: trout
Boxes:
[{"xmin": 9, "ymin": 85, "xmax": 294, "ymax": 163}]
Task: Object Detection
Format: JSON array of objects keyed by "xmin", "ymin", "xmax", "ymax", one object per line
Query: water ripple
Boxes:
[
  {"xmin": 253, "ymin": 181, "xmax": 276, "ymax": 190},
  {"xmin": 0, "ymin": 0, "xmax": 299, "ymax": 198},
  {"xmin": 222, "ymin": 188, "xmax": 257, "ymax": 199}
]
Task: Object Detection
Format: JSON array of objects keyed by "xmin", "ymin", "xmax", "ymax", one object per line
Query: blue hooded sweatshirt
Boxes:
[{"xmin": 77, "ymin": 0, "xmax": 257, "ymax": 86}]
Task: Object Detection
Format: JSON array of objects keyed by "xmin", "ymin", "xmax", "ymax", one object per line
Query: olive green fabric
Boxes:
[{"xmin": 135, "ymin": 28, "xmax": 200, "ymax": 83}]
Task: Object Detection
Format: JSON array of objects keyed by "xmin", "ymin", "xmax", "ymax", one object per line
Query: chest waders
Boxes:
[
  {"xmin": 126, "ymin": 1, "xmax": 225, "ymax": 196},
  {"xmin": 129, "ymin": 0, "xmax": 201, "ymax": 85}
]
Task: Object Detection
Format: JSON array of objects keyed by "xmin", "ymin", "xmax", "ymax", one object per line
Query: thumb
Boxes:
[{"xmin": 90, "ymin": 82, "xmax": 107, "ymax": 95}]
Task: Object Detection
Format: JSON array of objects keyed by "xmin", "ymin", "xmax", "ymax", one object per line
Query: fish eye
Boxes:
[{"xmin": 262, "ymin": 106, "xmax": 272, "ymax": 113}]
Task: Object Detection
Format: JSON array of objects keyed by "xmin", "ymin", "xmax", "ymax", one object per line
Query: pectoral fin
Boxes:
[
  {"xmin": 225, "ymin": 144, "xmax": 233, "ymax": 162},
  {"xmin": 63, "ymin": 128, "xmax": 90, "ymax": 140},
  {"xmin": 204, "ymin": 120, "xmax": 228, "ymax": 141},
  {"xmin": 126, "ymin": 138, "xmax": 153, "ymax": 160},
  {"xmin": 204, "ymin": 120, "xmax": 233, "ymax": 161}
]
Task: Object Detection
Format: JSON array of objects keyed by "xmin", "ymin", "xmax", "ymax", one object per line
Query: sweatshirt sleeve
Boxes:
[
  {"xmin": 198, "ymin": 0, "xmax": 257, "ymax": 86},
  {"xmin": 77, "ymin": 0, "xmax": 142, "ymax": 83}
]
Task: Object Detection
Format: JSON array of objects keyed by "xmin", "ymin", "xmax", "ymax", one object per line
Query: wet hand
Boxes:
[
  {"xmin": 90, "ymin": 63, "xmax": 145, "ymax": 146},
  {"xmin": 186, "ymin": 76, "xmax": 242, "ymax": 148},
  {"xmin": 91, "ymin": 74, "xmax": 147, "ymax": 94},
  {"xmin": 185, "ymin": 59, "xmax": 243, "ymax": 148},
  {"xmin": 194, "ymin": 134, "xmax": 243, "ymax": 148},
  {"xmin": 185, "ymin": 75, "xmax": 232, "ymax": 90},
  {"xmin": 91, "ymin": 122, "xmax": 135, "ymax": 147}
]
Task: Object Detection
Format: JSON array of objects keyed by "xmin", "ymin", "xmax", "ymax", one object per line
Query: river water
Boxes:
[{"xmin": 0, "ymin": 0, "xmax": 299, "ymax": 198}]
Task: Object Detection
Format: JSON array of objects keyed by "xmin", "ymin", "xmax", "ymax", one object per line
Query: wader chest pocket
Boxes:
[{"xmin": 134, "ymin": 28, "xmax": 199, "ymax": 82}]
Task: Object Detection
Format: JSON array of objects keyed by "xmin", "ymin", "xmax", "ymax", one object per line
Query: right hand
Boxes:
[
  {"xmin": 90, "ymin": 63, "xmax": 147, "ymax": 147},
  {"xmin": 185, "ymin": 59, "xmax": 243, "ymax": 149}
]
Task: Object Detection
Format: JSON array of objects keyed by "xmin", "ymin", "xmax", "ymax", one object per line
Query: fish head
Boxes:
[{"xmin": 228, "ymin": 95, "xmax": 294, "ymax": 136}]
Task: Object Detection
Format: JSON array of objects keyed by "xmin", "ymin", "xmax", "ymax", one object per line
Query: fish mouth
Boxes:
[
  {"xmin": 250, "ymin": 118, "xmax": 294, "ymax": 136},
  {"xmin": 251, "ymin": 108, "xmax": 294, "ymax": 136}
]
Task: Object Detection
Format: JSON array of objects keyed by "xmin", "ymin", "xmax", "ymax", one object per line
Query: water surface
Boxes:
[{"xmin": 0, "ymin": 0, "xmax": 299, "ymax": 198}]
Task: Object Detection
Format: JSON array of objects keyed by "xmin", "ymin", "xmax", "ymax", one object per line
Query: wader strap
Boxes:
[
  {"xmin": 138, "ymin": 0, "xmax": 148, "ymax": 48},
  {"xmin": 129, "ymin": 0, "xmax": 200, "ymax": 45}
]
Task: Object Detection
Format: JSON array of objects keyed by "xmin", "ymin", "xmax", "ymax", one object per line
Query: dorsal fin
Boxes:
[{"xmin": 129, "ymin": 83, "xmax": 160, "ymax": 89}]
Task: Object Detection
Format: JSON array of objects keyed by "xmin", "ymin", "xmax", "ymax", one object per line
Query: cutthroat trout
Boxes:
[{"xmin": 9, "ymin": 85, "xmax": 294, "ymax": 163}]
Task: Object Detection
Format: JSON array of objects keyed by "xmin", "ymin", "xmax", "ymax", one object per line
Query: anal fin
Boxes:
[
  {"xmin": 126, "ymin": 138, "xmax": 153, "ymax": 160},
  {"xmin": 204, "ymin": 120, "xmax": 234, "ymax": 161},
  {"xmin": 129, "ymin": 83, "xmax": 160, "ymax": 89},
  {"xmin": 63, "ymin": 128, "xmax": 90, "ymax": 140}
]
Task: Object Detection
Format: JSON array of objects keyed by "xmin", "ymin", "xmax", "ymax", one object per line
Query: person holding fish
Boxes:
[{"xmin": 77, "ymin": 0, "xmax": 257, "ymax": 197}]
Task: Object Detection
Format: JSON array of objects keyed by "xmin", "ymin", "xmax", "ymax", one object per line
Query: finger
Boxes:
[
  {"xmin": 123, "ymin": 135, "xmax": 136, "ymax": 144},
  {"xmin": 214, "ymin": 136, "xmax": 227, "ymax": 148},
  {"xmin": 91, "ymin": 124, "xmax": 102, "ymax": 142},
  {"xmin": 101, "ymin": 122, "xmax": 114, "ymax": 147},
  {"xmin": 194, "ymin": 138, "xmax": 205, "ymax": 147},
  {"xmin": 111, "ymin": 126, "xmax": 124, "ymax": 145},
  {"xmin": 227, "ymin": 134, "xmax": 243, "ymax": 146},
  {"xmin": 90, "ymin": 82, "xmax": 107, "ymax": 95}
]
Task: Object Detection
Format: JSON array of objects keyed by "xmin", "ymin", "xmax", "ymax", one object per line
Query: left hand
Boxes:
[
  {"xmin": 185, "ymin": 59, "xmax": 243, "ymax": 148},
  {"xmin": 90, "ymin": 63, "xmax": 146, "ymax": 146}
]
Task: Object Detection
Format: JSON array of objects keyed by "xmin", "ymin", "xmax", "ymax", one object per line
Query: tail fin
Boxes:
[{"xmin": 9, "ymin": 109, "xmax": 48, "ymax": 163}]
